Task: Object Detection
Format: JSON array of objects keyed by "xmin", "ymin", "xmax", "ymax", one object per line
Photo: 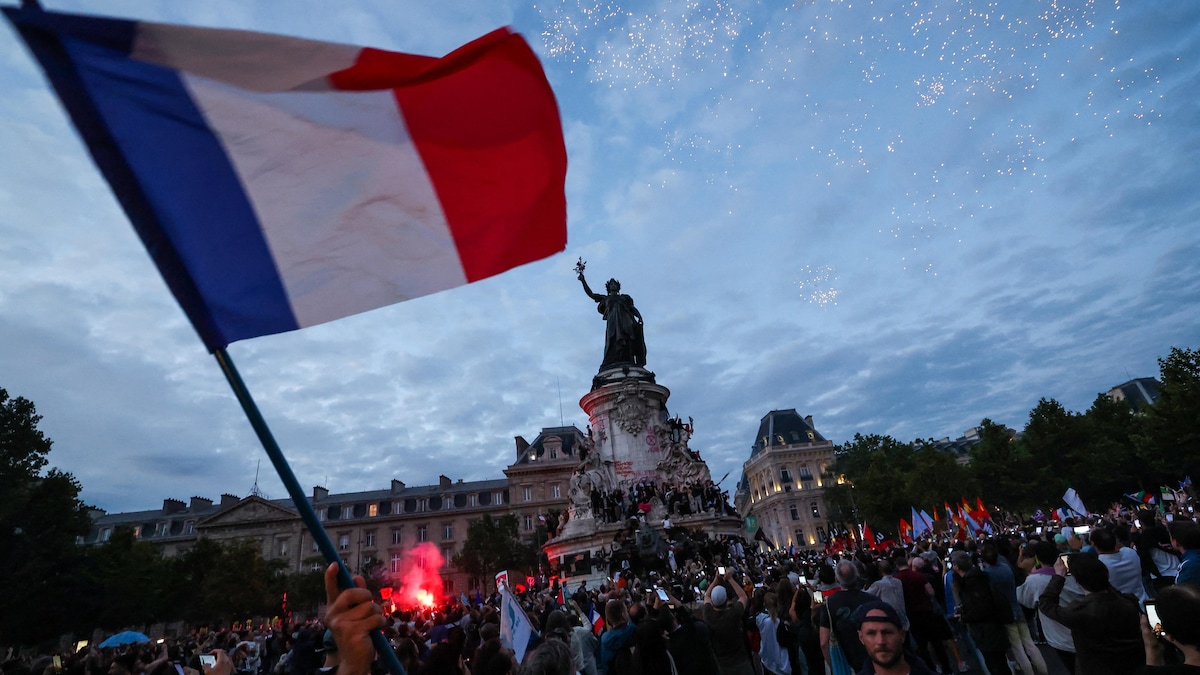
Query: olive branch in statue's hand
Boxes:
[{"xmin": 575, "ymin": 257, "xmax": 587, "ymax": 280}]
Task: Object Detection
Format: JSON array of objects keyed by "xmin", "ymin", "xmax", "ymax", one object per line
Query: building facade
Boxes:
[
  {"xmin": 734, "ymin": 409, "xmax": 836, "ymax": 551},
  {"xmin": 86, "ymin": 426, "xmax": 584, "ymax": 595}
]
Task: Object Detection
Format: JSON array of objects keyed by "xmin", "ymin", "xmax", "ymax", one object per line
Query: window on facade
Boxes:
[
  {"xmin": 184, "ymin": 520, "xmax": 195, "ymax": 534},
  {"xmin": 468, "ymin": 494, "xmax": 478, "ymax": 507},
  {"xmin": 343, "ymin": 505, "xmax": 353, "ymax": 519},
  {"xmin": 390, "ymin": 553, "xmax": 402, "ymax": 574},
  {"xmin": 811, "ymin": 501, "xmax": 820, "ymax": 518},
  {"xmin": 468, "ymin": 577, "xmax": 480, "ymax": 590},
  {"xmin": 444, "ymin": 579, "xmax": 455, "ymax": 593},
  {"xmin": 523, "ymin": 515, "xmax": 533, "ymax": 531},
  {"xmin": 311, "ymin": 562, "xmax": 323, "ymax": 572},
  {"xmin": 790, "ymin": 504, "xmax": 800, "ymax": 521},
  {"xmin": 799, "ymin": 464, "xmax": 813, "ymax": 480},
  {"xmin": 312, "ymin": 538, "xmax": 319, "ymax": 552},
  {"xmin": 278, "ymin": 539, "xmax": 289, "ymax": 557},
  {"xmin": 417, "ymin": 525, "xmax": 427, "ymax": 542},
  {"xmin": 418, "ymin": 499, "xmax": 427, "ymax": 512},
  {"xmin": 442, "ymin": 546, "xmax": 453, "ymax": 564},
  {"xmin": 133, "ymin": 526, "xmax": 142, "ymax": 538},
  {"xmin": 551, "ymin": 484, "xmax": 561, "ymax": 499},
  {"xmin": 523, "ymin": 486, "xmax": 532, "ymax": 502},
  {"xmin": 443, "ymin": 524, "xmax": 453, "ymax": 540},
  {"xmin": 339, "ymin": 534, "xmax": 350, "ymax": 550},
  {"xmin": 795, "ymin": 529, "xmax": 805, "ymax": 545},
  {"xmin": 391, "ymin": 528, "xmax": 402, "ymax": 545},
  {"xmin": 320, "ymin": 508, "xmax": 329, "ymax": 521},
  {"xmin": 369, "ymin": 504, "xmax": 378, "ymax": 517},
  {"xmin": 365, "ymin": 530, "xmax": 376, "ymax": 548},
  {"xmin": 101, "ymin": 528, "xmax": 112, "ymax": 542},
  {"xmin": 780, "ymin": 468, "xmax": 792, "ymax": 483}
]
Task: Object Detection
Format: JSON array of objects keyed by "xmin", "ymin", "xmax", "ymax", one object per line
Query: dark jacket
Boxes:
[
  {"xmin": 1037, "ymin": 575, "xmax": 1143, "ymax": 675},
  {"xmin": 954, "ymin": 567, "xmax": 1010, "ymax": 653}
]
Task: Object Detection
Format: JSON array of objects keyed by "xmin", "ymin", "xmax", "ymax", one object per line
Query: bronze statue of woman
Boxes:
[{"xmin": 577, "ymin": 261, "xmax": 647, "ymax": 369}]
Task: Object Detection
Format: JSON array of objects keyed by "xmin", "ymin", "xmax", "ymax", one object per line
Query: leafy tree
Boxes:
[
  {"xmin": 83, "ymin": 526, "xmax": 173, "ymax": 629},
  {"xmin": 282, "ymin": 557, "xmax": 328, "ymax": 615},
  {"xmin": 1079, "ymin": 393, "xmax": 1145, "ymax": 500},
  {"xmin": 830, "ymin": 434, "xmax": 919, "ymax": 530},
  {"xmin": 0, "ymin": 388, "xmax": 94, "ymax": 645},
  {"xmin": 451, "ymin": 514, "xmax": 536, "ymax": 594},
  {"xmin": 968, "ymin": 418, "xmax": 1036, "ymax": 512},
  {"xmin": 1136, "ymin": 347, "xmax": 1200, "ymax": 478}
]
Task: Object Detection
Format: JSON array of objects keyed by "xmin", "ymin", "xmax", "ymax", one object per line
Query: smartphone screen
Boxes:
[
  {"xmin": 1146, "ymin": 601, "xmax": 1164, "ymax": 637},
  {"xmin": 1058, "ymin": 554, "xmax": 1072, "ymax": 573},
  {"xmin": 1073, "ymin": 526, "xmax": 1089, "ymax": 535},
  {"xmin": 53, "ymin": 657, "xmax": 62, "ymax": 671},
  {"xmin": 200, "ymin": 655, "xmax": 217, "ymax": 668},
  {"xmin": 812, "ymin": 591, "xmax": 824, "ymax": 604},
  {"xmin": 717, "ymin": 566, "xmax": 726, "ymax": 575},
  {"xmin": 656, "ymin": 588, "xmax": 669, "ymax": 601},
  {"xmin": 798, "ymin": 575, "xmax": 808, "ymax": 585}
]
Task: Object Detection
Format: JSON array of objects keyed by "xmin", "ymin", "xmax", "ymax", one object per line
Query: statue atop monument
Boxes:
[{"xmin": 576, "ymin": 258, "xmax": 647, "ymax": 370}]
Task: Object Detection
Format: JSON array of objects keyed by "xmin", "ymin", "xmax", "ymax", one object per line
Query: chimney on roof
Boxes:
[
  {"xmin": 515, "ymin": 436, "xmax": 530, "ymax": 460},
  {"xmin": 190, "ymin": 496, "xmax": 213, "ymax": 510},
  {"xmin": 439, "ymin": 475, "xmax": 452, "ymax": 488},
  {"xmin": 313, "ymin": 485, "xmax": 329, "ymax": 501},
  {"xmin": 163, "ymin": 498, "xmax": 186, "ymax": 514},
  {"xmin": 391, "ymin": 479, "xmax": 405, "ymax": 495},
  {"xmin": 219, "ymin": 493, "xmax": 240, "ymax": 509},
  {"xmin": 804, "ymin": 415, "xmax": 814, "ymax": 427}
]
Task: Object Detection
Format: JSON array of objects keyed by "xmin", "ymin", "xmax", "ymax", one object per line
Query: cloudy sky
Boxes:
[{"xmin": 2, "ymin": 0, "xmax": 1197, "ymax": 515}]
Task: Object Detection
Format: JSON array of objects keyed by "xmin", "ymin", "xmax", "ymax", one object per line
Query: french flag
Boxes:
[{"xmin": 6, "ymin": 6, "xmax": 567, "ymax": 351}]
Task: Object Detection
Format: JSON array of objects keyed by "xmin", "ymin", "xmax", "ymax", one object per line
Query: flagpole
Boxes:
[{"xmin": 213, "ymin": 349, "xmax": 406, "ymax": 675}]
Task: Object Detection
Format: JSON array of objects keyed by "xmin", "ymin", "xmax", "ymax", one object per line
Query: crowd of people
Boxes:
[
  {"xmin": 5, "ymin": 502, "xmax": 1199, "ymax": 675},
  {"xmin": 588, "ymin": 478, "xmax": 736, "ymax": 526}
]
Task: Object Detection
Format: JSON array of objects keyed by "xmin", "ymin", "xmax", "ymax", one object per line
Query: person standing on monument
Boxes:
[{"xmin": 578, "ymin": 261, "xmax": 646, "ymax": 369}]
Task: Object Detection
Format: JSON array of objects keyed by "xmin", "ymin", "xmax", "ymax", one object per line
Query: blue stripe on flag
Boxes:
[
  {"xmin": 63, "ymin": 32, "xmax": 296, "ymax": 348},
  {"xmin": 6, "ymin": 6, "xmax": 298, "ymax": 350}
]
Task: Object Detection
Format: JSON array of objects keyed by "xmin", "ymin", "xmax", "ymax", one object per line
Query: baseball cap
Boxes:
[{"xmin": 852, "ymin": 600, "xmax": 904, "ymax": 630}]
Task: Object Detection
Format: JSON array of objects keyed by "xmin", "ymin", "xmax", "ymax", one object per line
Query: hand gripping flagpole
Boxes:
[{"xmin": 214, "ymin": 349, "xmax": 407, "ymax": 675}]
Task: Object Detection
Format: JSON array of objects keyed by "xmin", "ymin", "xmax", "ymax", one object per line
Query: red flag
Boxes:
[
  {"xmin": 862, "ymin": 522, "xmax": 877, "ymax": 551},
  {"xmin": 899, "ymin": 518, "xmax": 914, "ymax": 545}
]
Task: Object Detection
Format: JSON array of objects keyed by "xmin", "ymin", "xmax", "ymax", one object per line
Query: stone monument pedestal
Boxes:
[{"xmin": 545, "ymin": 366, "xmax": 743, "ymax": 582}]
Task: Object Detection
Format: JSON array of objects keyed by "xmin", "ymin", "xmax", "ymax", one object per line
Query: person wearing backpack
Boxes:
[
  {"xmin": 949, "ymin": 550, "xmax": 1012, "ymax": 675},
  {"xmin": 756, "ymin": 591, "xmax": 792, "ymax": 675}
]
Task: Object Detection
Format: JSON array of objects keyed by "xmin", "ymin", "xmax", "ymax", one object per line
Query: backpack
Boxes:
[
  {"xmin": 775, "ymin": 616, "xmax": 794, "ymax": 649},
  {"xmin": 957, "ymin": 569, "xmax": 1012, "ymax": 624}
]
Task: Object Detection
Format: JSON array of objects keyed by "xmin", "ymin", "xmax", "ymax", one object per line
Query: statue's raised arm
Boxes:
[{"xmin": 575, "ymin": 258, "xmax": 647, "ymax": 370}]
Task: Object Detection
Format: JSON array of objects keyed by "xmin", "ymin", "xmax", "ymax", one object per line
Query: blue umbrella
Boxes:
[{"xmin": 98, "ymin": 631, "xmax": 150, "ymax": 648}]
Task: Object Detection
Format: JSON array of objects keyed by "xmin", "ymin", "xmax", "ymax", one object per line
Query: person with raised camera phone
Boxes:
[
  {"xmin": 1140, "ymin": 584, "xmax": 1200, "ymax": 673},
  {"xmin": 1036, "ymin": 552, "xmax": 1142, "ymax": 675}
]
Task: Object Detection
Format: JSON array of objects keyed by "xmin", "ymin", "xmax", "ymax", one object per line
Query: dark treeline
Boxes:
[{"xmin": 825, "ymin": 346, "xmax": 1200, "ymax": 532}]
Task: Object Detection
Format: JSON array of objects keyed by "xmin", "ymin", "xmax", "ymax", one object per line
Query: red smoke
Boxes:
[{"xmin": 388, "ymin": 542, "xmax": 446, "ymax": 611}]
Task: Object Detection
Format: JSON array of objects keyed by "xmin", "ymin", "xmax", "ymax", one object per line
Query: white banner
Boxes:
[{"xmin": 499, "ymin": 585, "xmax": 533, "ymax": 663}]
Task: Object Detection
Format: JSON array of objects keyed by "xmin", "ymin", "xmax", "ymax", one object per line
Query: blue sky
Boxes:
[{"xmin": 2, "ymin": 0, "xmax": 1197, "ymax": 514}]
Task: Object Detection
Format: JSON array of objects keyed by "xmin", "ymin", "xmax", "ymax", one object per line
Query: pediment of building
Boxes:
[{"xmin": 197, "ymin": 495, "xmax": 298, "ymax": 528}]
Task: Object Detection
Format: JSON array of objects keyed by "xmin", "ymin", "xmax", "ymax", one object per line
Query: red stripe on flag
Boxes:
[{"xmin": 333, "ymin": 29, "xmax": 568, "ymax": 282}]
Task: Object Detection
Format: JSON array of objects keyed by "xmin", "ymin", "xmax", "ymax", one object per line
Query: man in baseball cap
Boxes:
[{"xmin": 853, "ymin": 600, "xmax": 937, "ymax": 675}]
